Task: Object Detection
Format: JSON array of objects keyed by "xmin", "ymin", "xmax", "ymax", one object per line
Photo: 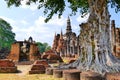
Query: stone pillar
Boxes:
[
  {"xmin": 29, "ymin": 44, "xmax": 38, "ymax": 61},
  {"xmin": 9, "ymin": 43, "xmax": 20, "ymax": 62}
]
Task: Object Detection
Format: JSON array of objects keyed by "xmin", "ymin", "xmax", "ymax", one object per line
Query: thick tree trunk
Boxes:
[{"xmin": 60, "ymin": 0, "xmax": 120, "ymax": 75}]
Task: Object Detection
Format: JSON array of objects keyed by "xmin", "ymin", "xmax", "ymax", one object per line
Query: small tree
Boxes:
[{"xmin": 37, "ymin": 42, "xmax": 51, "ymax": 53}]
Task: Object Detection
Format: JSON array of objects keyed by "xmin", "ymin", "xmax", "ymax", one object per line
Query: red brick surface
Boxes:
[
  {"xmin": 0, "ymin": 59, "xmax": 17, "ymax": 73},
  {"xmin": 47, "ymin": 54, "xmax": 63, "ymax": 62},
  {"xmin": 31, "ymin": 64, "xmax": 46, "ymax": 71},
  {"xmin": 34, "ymin": 60, "xmax": 50, "ymax": 67},
  {"xmin": 29, "ymin": 70, "xmax": 45, "ymax": 74},
  {"xmin": 0, "ymin": 59, "xmax": 15, "ymax": 67}
]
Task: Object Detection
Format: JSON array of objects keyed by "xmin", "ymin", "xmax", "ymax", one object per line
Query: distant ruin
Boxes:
[
  {"xmin": 8, "ymin": 37, "xmax": 39, "ymax": 62},
  {"xmin": 52, "ymin": 17, "xmax": 80, "ymax": 57}
]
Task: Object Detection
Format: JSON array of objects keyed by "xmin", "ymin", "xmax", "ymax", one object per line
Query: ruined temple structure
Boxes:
[
  {"xmin": 8, "ymin": 37, "xmax": 40, "ymax": 62},
  {"xmin": 111, "ymin": 20, "xmax": 120, "ymax": 58},
  {"xmin": 52, "ymin": 17, "xmax": 80, "ymax": 57}
]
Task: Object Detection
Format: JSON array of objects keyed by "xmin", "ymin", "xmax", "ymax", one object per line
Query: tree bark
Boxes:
[{"xmin": 60, "ymin": 0, "xmax": 120, "ymax": 75}]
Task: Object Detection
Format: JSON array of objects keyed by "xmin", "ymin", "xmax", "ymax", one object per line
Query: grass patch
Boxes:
[
  {"xmin": 0, "ymin": 73, "xmax": 64, "ymax": 80},
  {"xmin": 0, "ymin": 65, "xmax": 64, "ymax": 80}
]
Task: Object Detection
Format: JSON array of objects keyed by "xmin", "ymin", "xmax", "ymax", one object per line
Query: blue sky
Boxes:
[{"xmin": 0, "ymin": 0, "xmax": 120, "ymax": 46}]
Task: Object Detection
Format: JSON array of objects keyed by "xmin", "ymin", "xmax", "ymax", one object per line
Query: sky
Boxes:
[{"xmin": 0, "ymin": 0, "xmax": 120, "ymax": 46}]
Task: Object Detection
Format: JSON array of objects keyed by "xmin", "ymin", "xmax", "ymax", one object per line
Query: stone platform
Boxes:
[
  {"xmin": 29, "ymin": 64, "xmax": 46, "ymax": 74},
  {"xmin": 0, "ymin": 59, "xmax": 17, "ymax": 73},
  {"xmin": 63, "ymin": 69, "xmax": 81, "ymax": 80}
]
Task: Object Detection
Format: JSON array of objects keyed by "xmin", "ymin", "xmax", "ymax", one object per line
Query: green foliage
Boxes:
[
  {"xmin": 4, "ymin": 0, "xmax": 120, "ymax": 22},
  {"xmin": 36, "ymin": 42, "xmax": 51, "ymax": 53},
  {"xmin": 0, "ymin": 18, "xmax": 16, "ymax": 50},
  {"xmin": 109, "ymin": 0, "xmax": 120, "ymax": 12}
]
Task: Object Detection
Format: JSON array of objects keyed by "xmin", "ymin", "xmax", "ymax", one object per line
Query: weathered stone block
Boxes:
[
  {"xmin": 46, "ymin": 67, "xmax": 54, "ymax": 75},
  {"xmin": 105, "ymin": 72, "xmax": 120, "ymax": 80},
  {"xmin": 63, "ymin": 69, "xmax": 81, "ymax": 80},
  {"xmin": 81, "ymin": 71, "xmax": 102, "ymax": 80},
  {"xmin": 53, "ymin": 69, "xmax": 63, "ymax": 78}
]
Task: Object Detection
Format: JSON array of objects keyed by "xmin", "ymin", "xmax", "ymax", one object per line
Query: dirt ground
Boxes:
[{"xmin": 0, "ymin": 65, "xmax": 64, "ymax": 80}]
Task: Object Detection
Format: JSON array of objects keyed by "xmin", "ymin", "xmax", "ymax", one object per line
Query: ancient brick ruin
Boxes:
[
  {"xmin": 52, "ymin": 17, "xmax": 80, "ymax": 57},
  {"xmin": 0, "ymin": 59, "xmax": 17, "ymax": 73},
  {"xmin": 8, "ymin": 37, "xmax": 39, "ymax": 62},
  {"xmin": 41, "ymin": 50, "xmax": 63, "ymax": 63},
  {"xmin": 29, "ymin": 60, "xmax": 49, "ymax": 74}
]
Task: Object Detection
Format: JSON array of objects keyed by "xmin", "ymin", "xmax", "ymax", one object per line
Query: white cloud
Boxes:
[
  {"xmin": 20, "ymin": 20, "xmax": 29, "ymax": 25},
  {"xmin": 76, "ymin": 13, "xmax": 89, "ymax": 23},
  {"xmin": 20, "ymin": 0, "xmax": 38, "ymax": 11}
]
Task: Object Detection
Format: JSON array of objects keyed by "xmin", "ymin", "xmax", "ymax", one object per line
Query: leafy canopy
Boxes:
[
  {"xmin": 4, "ymin": 0, "xmax": 120, "ymax": 22},
  {"xmin": 0, "ymin": 18, "xmax": 16, "ymax": 49}
]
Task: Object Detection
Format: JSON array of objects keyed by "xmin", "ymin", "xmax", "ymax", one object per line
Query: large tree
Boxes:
[
  {"xmin": 0, "ymin": 18, "xmax": 15, "ymax": 49},
  {"xmin": 4, "ymin": 0, "xmax": 120, "ymax": 74}
]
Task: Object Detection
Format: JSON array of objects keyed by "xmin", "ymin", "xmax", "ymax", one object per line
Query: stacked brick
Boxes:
[
  {"xmin": 29, "ymin": 60, "xmax": 50, "ymax": 74},
  {"xmin": 0, "ymin": 59, "xmax": 17, "ymax": 73}
]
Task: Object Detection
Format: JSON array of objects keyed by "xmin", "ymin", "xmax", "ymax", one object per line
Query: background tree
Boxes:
[
  {"xmin": 0, "ymin": 18, "xmax": 15, "ymax": 59},
  {"xmin": 0, "ymin": 18, "xmax": 15, "ymax": 49},
  {"xmin": 4, "ymin": 0, "xmax": 120, "ymax": 74},
  {"xmin": 37, "ymin": 42, "xmax": 51, "ymax": 53}
]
